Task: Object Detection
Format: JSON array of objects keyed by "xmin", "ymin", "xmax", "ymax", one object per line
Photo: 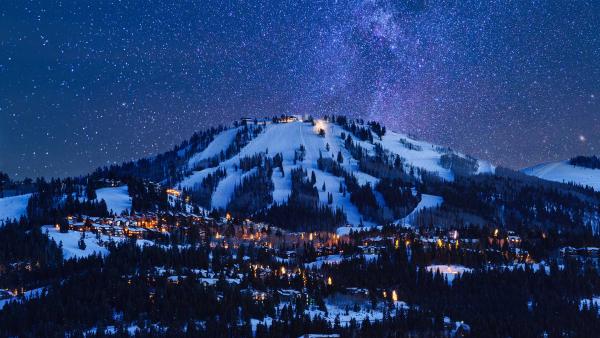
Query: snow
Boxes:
[
  {"xmin": 476, "ymin": 159, "xmax": 495, "ymax": 174},
  {"xmin": 83, "ymin": 324, "xmax": 140, "ymax": 336},
  {"xmin": 395, "ymin": 194, "xmax": 443, "ymax": 227},
  {"xmin": 304, "ymin": 254, "xmax": 378, "ymax": 269},
  {"xmin": 202, "ymin": 120, "xmax": 378, "ymax": 223},
  {"xmin": 376, "ymin": 131, "xmax": 454, "ymax": 180},
  {"xmin": 43, "ymin": 225, "xmax": 153, "ymax": 260},
  {"xmin": 271, "ymin": 167, "xmax": 292, "ymax": 204},
  {"xmin": 498, "ymin": 261, "xmax": 554, "ymax": 275},
  {"xmin": 375, "ymin": 130, "xmax": 494, "ymax": 181},
  {"xmin": 188, "ymin": 127, "xmax": 239, "ymax": 169},
  {"xmin": 426, "ymin": 265, "xmax": 473, "ymax": 284},
  {"xmin": 96, "ymin": 186, "xmax": 131, "ymax": 215},
  {"xmin": 0, "ymin": 286, "xmax": 47, "ymax": 310},
  {"xmin": 580, "ymin": 297, "xmax": 600, "ymax": 313},
  {"xmin": 211, "ymin": 168, "xmax": 256, "ymax": 209},
  {"xmin": 0, "ymin": 193, "xmax": 31, "ymax": 224},
  {"xmin": 44, "ymin": 225, "xmax": 110, "ymax": 259},
  {"xmin": 323, "ymin": 122, "xmax": 378, "ymax": 186},
  {"xmin": 174, "ymin": 119, "xmax": 487, "ymax": 226},
  {"xmin": 336, "ymin": 225, "xmax": 373, "ymax": 236},
  {"xmin": 305, "ymin": 295, "xmax": 408, "ymax": 327},
  {"xmin": 304, "ymin": 254, "xmax": 344, "ymax": 269},
  {"xmin": 250, "ymin": 317, "xmax": 274, "ymax": 332},
  {"xmin": 178, "ymin": 166, "xmax": 220, "ymax": 190},
  {"xmin": 523, "ymin": 160, "xmax": 600, "ymax": 191}
]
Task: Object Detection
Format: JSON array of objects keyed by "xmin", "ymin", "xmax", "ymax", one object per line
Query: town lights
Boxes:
[
  {"xmin": 280, "ymin": 266, "xmax": 286, "ymax": 275},
  {"xmin": 327, "ymin": 276, "xmax": 333, "ymax": 286},
  {"xmin": 166, "ymin": 189, "xmax": 181, "ymax": 196},
  {"xmin": 392, "ymin": 290, "xmax": 398, "ymax": 302}
]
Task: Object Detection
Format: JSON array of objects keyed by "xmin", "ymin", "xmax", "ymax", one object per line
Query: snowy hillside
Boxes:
[
  {"xmin": 95, "ymin": 185, "xmax": 132, "ymax": 215},
  {"xmin": 179, "ymin": 120, "xmax": 376, "ymax": 226},
  {"xmin": 374, "ymin": 130, "xmax": 494, "ymax": 181},
  {"xmin": 395, "ymin": 194, "xmax": 444, "ymax": 228},
  {"xmin": 171, "ymin": 118, "xmax": 497, "ymax": 229},
  {"xmin": 187, "ymin": 127, "xmax": 240, "ymax": 169},
  {"xmin": 0, "ymin": 193, "xmax": 31, "ymax": 224},
  {"xmin": 523, "ymin": 160, "xmax": 600, "ymax": 191}
]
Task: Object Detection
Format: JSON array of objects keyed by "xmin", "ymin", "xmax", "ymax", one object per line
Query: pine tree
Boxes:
[
  {"xmin": 78, "ymin": 232, "xmax": 87, "ymax": 250},
  {"xmin": 86, "ymin": 181, "xmax": 96, "ymax": 200}
]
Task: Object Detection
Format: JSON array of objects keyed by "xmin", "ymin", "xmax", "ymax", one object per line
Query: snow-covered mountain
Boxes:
[
  {"xmin": 14, "ymin": 116, "xmax": 600, "ymax": 235},
  {"xmin": 522, "ymin": 160, "xmax": 600, "ymax": 191},
  {"xmin": 173, "ymin": 118, "xmax": 494, "ymax": 227}
]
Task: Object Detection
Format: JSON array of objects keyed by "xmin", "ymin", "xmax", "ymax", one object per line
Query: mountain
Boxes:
[
  {"xmin": 523, "ymin": 157, "xmax": 600, "ymax": 191},
  {"xmin": 169, "ymin": 116, "xmax": 495, "ymax": 230},
  {"xmin": 5, "ymin": 115, "xmax": 600, "ymax": 337},
  {"xmin": 17, "ymin": 115, "xmax": 600, "ymax": 236}
]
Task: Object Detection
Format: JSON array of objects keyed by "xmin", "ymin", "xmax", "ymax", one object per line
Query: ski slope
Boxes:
[
  {"xmin": 187, "ymin": 127, "xmax": 239, "ymax": 169},
  {"xmin": 0, "ymin": 193, "xmax": 31, "ymax": 224},
  {"xmin": 375, "ymin": 131, "xmax": 494, "ymax": 181},
  {"xmin": 174, "ymin": 119, "xmax": 491, "ymax": 226},
  {"xmin": 395, "ymin": 194, "xmax": 443, "ymax": 227},
  {"xmin": 523, "ymin": 160, "xmax": 600, "ymax": 191},
  {"xmin": 95, "ymin": 186, "xmax": 132, "ymax": 215},
  {"xmin": 178, "ymin": 166, "xmax": 220, "ymax": 190},
  {"xmin": 202, "ymin": 120, "xmax": 378, "ymax": 221}
]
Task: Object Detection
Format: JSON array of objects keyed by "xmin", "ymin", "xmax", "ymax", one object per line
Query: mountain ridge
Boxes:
[{"xmin": 5, "ymin": 115, "xmax": 600, "ymax": 236}]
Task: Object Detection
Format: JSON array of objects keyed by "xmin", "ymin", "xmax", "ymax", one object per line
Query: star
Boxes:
[{"xmin": 0, "ymin": 0, "xmax": 598, "ymax": 178}]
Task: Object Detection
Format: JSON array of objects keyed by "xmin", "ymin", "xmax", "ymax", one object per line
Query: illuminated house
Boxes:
[
  {"xmin": 166, "ymin": 188, "xmax": 182, "ymax": 206},
  {"xmin": 277, "ymin": 115, "xmax": 299, "ymax": 123}
]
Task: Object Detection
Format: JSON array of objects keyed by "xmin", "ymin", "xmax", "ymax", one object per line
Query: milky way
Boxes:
[{"xmin": 1, "ymin": 0, "xmax": 598, "ymax": 178}]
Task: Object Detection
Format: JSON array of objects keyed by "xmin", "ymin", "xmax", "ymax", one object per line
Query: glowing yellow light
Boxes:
[
  {"xmin": 383, "ymin": 291, "xmax": 387, "ymax": 298},
  {"xmin": 166, "ymin": 189, "xmax": 181, "ymax": 196},
  {"xmin": 395, "ymin": 239, "xmax": 399, "ymax": 249},
  {"xmin": 436, "ymin": 238, "xmax": 443, "ymax": 248},
  {"xmin": 392, "ymin": 290, "xmax": 398, "ymax": 302},
  {"xmin": 309, "ymin": 233, "xmax": 313, "ymax": 241},
  {"xmin": 281, "ymin": 266, "xmax": 286, "ymax": 275},
  {"xmin": 327, "ymin": 276, "xmax": 333, "ymax": 286},
  {"xmin": 494, "ymin": 228, "xmax": 499, "ymax": 237}
]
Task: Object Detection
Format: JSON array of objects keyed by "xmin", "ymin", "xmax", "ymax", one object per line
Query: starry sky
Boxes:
[{"xmin": 1, "ymin": 0, "xmax": 598, "ymax": 179}]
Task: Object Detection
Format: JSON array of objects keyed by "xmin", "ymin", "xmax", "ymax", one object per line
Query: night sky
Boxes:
[{"xmin": 1, "ymin": 0, "xmax": 598, "ymax": 179}]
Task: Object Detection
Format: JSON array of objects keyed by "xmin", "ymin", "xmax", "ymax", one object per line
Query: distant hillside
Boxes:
[
  {"xmin": 522, "ymin": 159, "xmax": 600, "ymax": 191},
  {"xmin": 18, "ymin": 115, "xmax": 600, "ymax": 236}
]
